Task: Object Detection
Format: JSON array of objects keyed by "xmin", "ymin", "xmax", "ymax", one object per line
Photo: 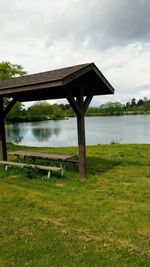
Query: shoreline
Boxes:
[{"xmin": 6, "ymin": 112, "xmax": 150, "ymax": 123}]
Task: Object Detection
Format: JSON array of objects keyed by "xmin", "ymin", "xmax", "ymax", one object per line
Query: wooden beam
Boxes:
[
  {"xmin": 3, "ymin": 98, "xmax": 17, "ymax": 119},
  {"xmin": 76, "ymin": 91, "xmax": 87, "ymax": 180},
  {"xmin": 83, "ymin": 94, "xmax": 93, "ymax": 113},
  {"xmin": 0, "ymin": 98, "xmax": 7, "ymax": 161},
  {"xmin": 0, "ymin": 80, "xmax": 63, "ymax": 96},
  {"xmin": 66, "ymin": 90, "xmax": 80, "ymax": 115}
]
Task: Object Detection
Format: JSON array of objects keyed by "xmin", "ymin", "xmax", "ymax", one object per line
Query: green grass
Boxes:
[{"xmin": 0, "ymin": 144, "xmax": 150, "ymax": 267}]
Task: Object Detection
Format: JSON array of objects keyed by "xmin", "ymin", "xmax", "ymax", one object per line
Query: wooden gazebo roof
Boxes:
[
  {"xmin": 0, "ymin": 62, "xmax": 114, "ymax": 179},
  {"xmin": 0, "ymin": 63, "xmax": 114, "ymax": 101}
]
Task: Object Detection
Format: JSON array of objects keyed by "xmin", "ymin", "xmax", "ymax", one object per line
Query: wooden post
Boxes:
[
  {"xmin": 76, "ymin": 94, "xmax": 86, "ymax": 180},
  {"xmin": 66, "ymin": 89, "xmax": 93, "ymax": 180},
  {"xmin": 0, "ymin": 97, "xmax": 7, "ymax": 161}
]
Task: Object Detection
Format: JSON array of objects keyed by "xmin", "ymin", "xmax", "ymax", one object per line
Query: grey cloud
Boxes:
[
  {"xmin": 68, "ymin": 0, "xmax": 150, "ymax": 48},
  {"xmin": 41, "ymin": 0, "xmax": 150, "ymax": 50},
  {"xmin": 134, "ymin": 82, "xmax": 150, "ymax": 90},
  {"xmin": 102, "ymin": 0, "xmax": 150, "ymax": 44},
  {"xmin": 1, "ymin": 0, "xmax": 150, "ymax": 50}
]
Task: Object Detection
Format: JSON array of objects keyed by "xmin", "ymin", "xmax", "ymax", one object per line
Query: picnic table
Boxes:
[{"xmin": 9, "ymin": 151, "xmax": 78, "ymax": 168}]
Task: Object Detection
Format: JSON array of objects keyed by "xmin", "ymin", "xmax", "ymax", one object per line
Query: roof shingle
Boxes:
[{"xmin": 0, "ymin": 63, "xmax": 90, "ymax": 90}]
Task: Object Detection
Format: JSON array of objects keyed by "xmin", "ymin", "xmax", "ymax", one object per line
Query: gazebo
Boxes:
[{"xmin": 0, "ymin": 63, "xmax": 114, "ymax": 179}]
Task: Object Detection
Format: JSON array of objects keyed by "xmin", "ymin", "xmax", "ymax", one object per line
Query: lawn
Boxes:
[{"xmin": 0, "ymin": 144, "xmax": 150, "ymax": 267}]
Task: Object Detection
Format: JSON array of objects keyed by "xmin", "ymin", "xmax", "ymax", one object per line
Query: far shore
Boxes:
[{"xmin": 6, "ymin": 111, "xmax": 150, "ymax": 124}]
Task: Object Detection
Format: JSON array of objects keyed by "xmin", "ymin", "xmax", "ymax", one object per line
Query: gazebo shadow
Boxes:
[{"xmin": 86, "ymin": 156, "xmax": 121, "ymax": 176}]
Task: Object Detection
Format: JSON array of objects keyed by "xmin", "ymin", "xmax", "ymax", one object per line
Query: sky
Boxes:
[{"xmin": 0, "ymin": 0, "xmax": 150, "ymax": 106}]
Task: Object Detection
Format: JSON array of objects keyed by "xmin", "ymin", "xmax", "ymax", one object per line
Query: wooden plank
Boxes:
[
  {"xmin": 0, "ymin": 161, "xmax": 64, "ymax": 177},
  {"xmin": 0, "ymin": 80, "xmax": 63, "ymax": 96},
  {"xmin": 83, "ymin": 94, "xmax": 93, "ymax": 113},
  {"xmin": 66, "ymin": 90, "xmax": 80, "ymax": 115},
  {"xmin": 9, "ymin": 151, "xmax": 74, "ymax": 161}
]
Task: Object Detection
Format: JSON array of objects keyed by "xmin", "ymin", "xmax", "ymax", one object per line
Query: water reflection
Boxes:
[
  {"xmin": 32, "ymin": 127, "xmax": 60, "ymax": 142},
  {"xmin": 6, "ymin": 124, "xmax": 23, "ymax": 144},
  {"xmin": 53, "ymin": 128, "xmax": 60, "ymax": 136},
  {"xmin": 6, "ymin": 115, "xmax": 150, "ymax": 147}
]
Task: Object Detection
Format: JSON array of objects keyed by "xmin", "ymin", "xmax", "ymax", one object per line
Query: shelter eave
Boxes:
[{"xmin": 0, "ymin": 80, "xmax": 63, "ymax": 98}]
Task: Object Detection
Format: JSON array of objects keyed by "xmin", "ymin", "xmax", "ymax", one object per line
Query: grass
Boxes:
[{"xmin": 0, "ymin": 144, "xmax": 150, "ymax": 267}]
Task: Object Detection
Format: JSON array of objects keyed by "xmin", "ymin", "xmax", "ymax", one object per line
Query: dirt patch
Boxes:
[
  {"xmin": 54, "ymin": 182, "xmax": 65, "ymax": 187},
  {"xmin": 8, "ymin": 175, "xmax": 17, "ymax": 179}
]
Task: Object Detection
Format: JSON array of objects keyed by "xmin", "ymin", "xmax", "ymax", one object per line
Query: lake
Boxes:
[{"xmin": 6, "ymin": 115, "xmax": 150, "ymax": 147}]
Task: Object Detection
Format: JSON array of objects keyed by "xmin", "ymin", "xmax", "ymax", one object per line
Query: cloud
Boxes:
[
  {"xmin": 1, "ymin": 0, "xmax": 150, "ymax": 49},
  {"xmin": 43, "ymin": 0, "xmax": 150, "ymax": 49},
  {"xmin": 0, "ymin": 0, "xmax": 150, "ymax": 105}
]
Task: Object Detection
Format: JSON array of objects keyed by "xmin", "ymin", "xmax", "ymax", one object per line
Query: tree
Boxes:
[
  {"xmin": 131, "ymin": 98, "xmax": 136, "ymax": 107},
  {"xmin": 137, "ymin": 99, "xmax": 144, "ymax": 106},
  {"xmin": 27, "ymin": 102, "xmax": 64, "ymax": 121},
  {"xmin": 51, "ymin": 104, "xmax": 64, "ymax": 119},
  {"xmin": 0, "ymin": 61, "xmax": 26, "ymax": 79},
  {"xmin": 27, "ymin": 101, "xmax": 52, "ymax": 121},
  {"xmin": 100, "ymin": 102, "xmax": 124, "ymax": 114},
  {"xmin": 125, "ymin": 102, "xmax": 130, "ymax": 109},
  {"xmin": 0, "ymin": 61, "xmax": 27, "ymax": 121},
  {"xmin": 6, "ymin": 102, "xmax": 25, "ymax": 122}
]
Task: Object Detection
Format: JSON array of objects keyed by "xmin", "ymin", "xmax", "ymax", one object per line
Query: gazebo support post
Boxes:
[
  {"xmin": 76, "ymin": 93, "xmax": 86, "ymax": 179},
  {"xmin": 0, "ymin": 98, "xmax": 17, "ymax": 161},
  {"xmin": 0, "ymin": 98, "xmax": 7, "ymax": 161},
  {"xmin": 67, "ymin": 91, "xmax": 93, "ymax": 180}
]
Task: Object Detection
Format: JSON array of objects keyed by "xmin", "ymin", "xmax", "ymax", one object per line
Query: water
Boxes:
[{"xmin": 6, "ymin": 115, "xmax": 150, "ymax": 147}]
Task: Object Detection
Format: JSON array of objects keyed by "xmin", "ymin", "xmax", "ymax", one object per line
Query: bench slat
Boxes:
[{"xmin": 0, "ymin": 161, "xmax": 63, "ymax": 177}]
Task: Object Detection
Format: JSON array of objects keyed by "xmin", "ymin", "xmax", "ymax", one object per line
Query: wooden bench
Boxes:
[{"xmin": 0, "ymin": 161, "xmax": 63, "ymax": 178}]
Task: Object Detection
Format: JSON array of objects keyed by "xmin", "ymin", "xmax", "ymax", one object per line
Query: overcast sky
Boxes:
[{"xmin": 0, "ymin": 0, "xmax": 150, "ymax": 106}]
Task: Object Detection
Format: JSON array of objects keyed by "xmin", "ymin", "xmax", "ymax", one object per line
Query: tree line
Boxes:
[
  {"xmin": 6, "ymin": 101, "xmax": 64, "ymax": 122},
  {"xmin": 4, "ymin": 96, "xmax": 150, "ymax": 123},
  {"xmin": 60, "ymin": 98, "xmax": 150, "ymax": 117},
  {"xmin": 86, "ymin": 98, "xmax": 150, "ymax": 116}
]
